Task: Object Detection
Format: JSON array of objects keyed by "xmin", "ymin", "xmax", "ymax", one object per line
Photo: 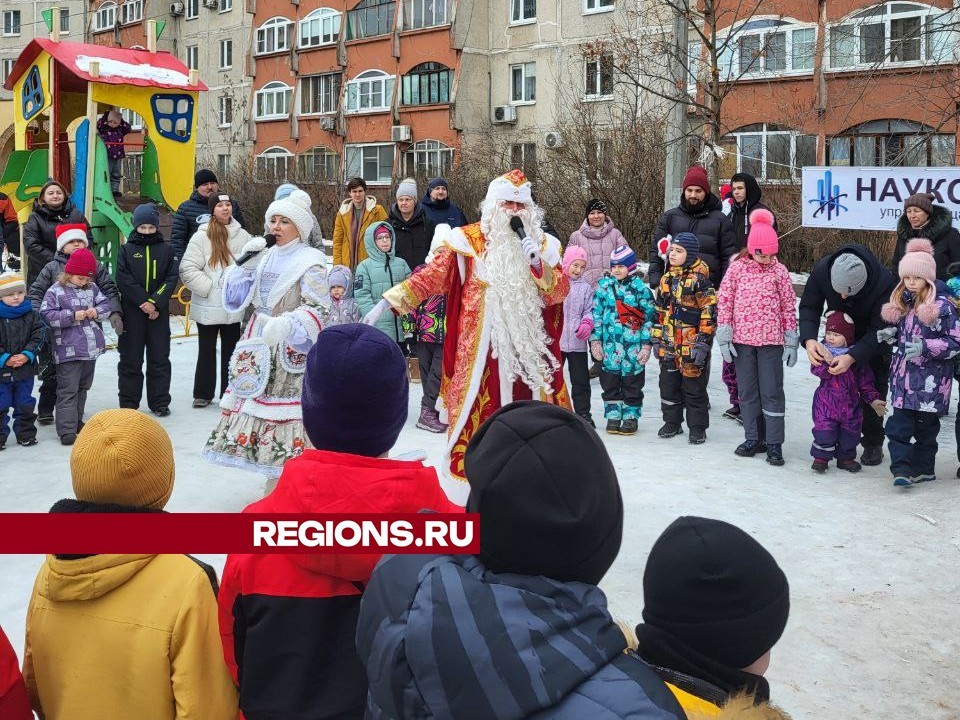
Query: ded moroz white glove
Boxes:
[
  {"xmin": 240, "ymin": 236, "xmax": 267, "ymax": 256},
  {"xmin": 362, "ymin": 298, "xmax": 392, "ymax": 326},
  {"xmin": 521, "ymin": 237, "xmax": 542, "ymax": 269},
  {"xmin": 262, "ymin": 316, "xmax": 293, "ymax": 348}
]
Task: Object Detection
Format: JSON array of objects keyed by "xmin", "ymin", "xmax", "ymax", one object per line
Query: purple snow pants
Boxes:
[
  {"xmin": 722, "ymin": 360, "xmax": 739, "ymax": 408},
  {"xmin": 811, "ymin": 394, "xmax": 862, "ymax": 461}
]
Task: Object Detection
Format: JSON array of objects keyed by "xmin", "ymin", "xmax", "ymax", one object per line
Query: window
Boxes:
[
  {"xmin": 2, "ymin": 10, "xmax": 20, "ymax": 36},
  {"xmin": 829, "ymin": 3, "xmax": 956, "ymax": 68},
  {"xmin": 827, "ymin": 119, "xmax": 956, "ymax": 167},
  {"xmin": 720, "ymin": 19, "xmax": 816, "ymax": 77},
  {"xmin": 585, "ymin": 54, "xmax": 614, "ymax": 98},
  {"xmin": 404, "ymin": 139, "xmax": 454, "ymax": 177},
  {"xmin": 345, "ymin": 144, "xmax": 394, "ymax": 184},
  {"xmin": 255, "ymin": 81, "xmax": 293, "ymax": 120},
  {"xmin": 584, "ymin": 0, "xmax": 613, "ymax": 12},
  {"xmin": 403, "ymin": 0, "xmax": 447, "ymax": 29},
  {"xmin": 300, "ymin": 73, "xmax": 342, "ymax": 114},
  {"xmin": 256, "ymin": 17, "xmax": 292, "ymax": 55},
  {"xmin": 217, "ymin": 154, "xmax": 231, "ymax": 177},
  {"xmin": 510, "ymin": 62, "xmax": 536, "ymax": 103},
  {"xmin": 347, "ymin": 0, "xmax": 396, "ymax": 40},
  {"xmin": 218, "ymin": 0, "xmax": 232, "ymax": 11},
  {"xmin": 185, "ymin": 0, "xmax": 199, "ymax": 19},
  {"xmin": 60, "ymin": 8, "xmax": 70, "ymax": 32},
  {"xmin": 121, "ymin": 0, "xmax": 143, "ymax": 24},
  {"xmin": 298, "ymin": 146, "xmax": 340, "ymax": 183},
  {"xmin": 345, "ymin": 70, "xmax": 395, "ymax": 113},
  {"xmin": 219, "ymin": 39, "xmax": 233, "ymax": 69},
  {"xmin": 510, "ymin": 143, "xmax": 537, "ymax": 180},
  {"xmin": 300, "ymin": 8, "xmax": 341, "ymax": 48},
  {"xmin": 721, "ymin": 124, "xmax": 817, "ymax": 181},
  {"xmin": 1, "ymin": 59, "xmax": 15, "ymax": 86},
  {"xmin": 255, "ymin": 147, "xmax": 294, "ymax": 183},
  {"xmin": 93, "ymin": 2, "xmax": 116, "ymax": 32},
  {"xmin": 120, "ymin": 108, "xmax": 144, "ymax": 130},
  {"xmin": 402, "ymin": 63, "xmax": 452, "ymax": 105},
  {"xmin": 185, "ymin": 45, "xmax": 199, "ymax": 71},
  {"xmin": 510, "ymin": 0, "xmax": 535, "ymax": 23},
  {"xmin": 218, "ymin": 95, "xmax": 233, "ymax": 127}
]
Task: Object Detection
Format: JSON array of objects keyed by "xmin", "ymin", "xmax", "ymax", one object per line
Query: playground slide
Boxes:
[{"xmin": 0, "ymin": 148, "xmax": 49, "ymax": 212}]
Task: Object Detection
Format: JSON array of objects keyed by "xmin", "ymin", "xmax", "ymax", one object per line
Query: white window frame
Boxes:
[
  {"xmin": 218, "ymin": 0, "xmax": 232, "ymax": 12},
  {"xmin": 299, "ymin": 8, "xmax": 341, "ymax": 48},
  {"xmin": 299, "ymin": 72, "xmax": 342, "ymax": 115},
  {"xmin": 2, "ymin": 10, "xmax": 20, "ymax": 37},
  {"xmin": 219, "ymin": 39, "xmax": 233, "ymax": 70},
  {"xmin": 185, "ymin": 0, "xmax": 200, "ymax": 19},
  {"xmin": 217, "ymin": 154, "xmax": 231, "ymax": 177},
  {"xmin": 584, "ymin": 54, "xmax": 614, "ymax": 99},
  {"xmin": 716, "ymin": 18, "xmax": 818, "ymax": 80},
  {"xmin": 723, "ymin": 124, "xmax": 817, "ymax": 182},
  {"xmin": 59, "ymin": 8, "xmax": 70, "ymax": 33},
  {"xmin": 121, "ymin": 0, "xmax": 143, "ymax": 24},
  {"xmin": 298, "ymin": 146, "xmax": 340, "ymax": 183},
  {"xmin": 403, "ymin": 0, "xmax": 448, "ymax": 29},
  {"xmin": 218, "ymin": 95, "xmax": 233, "ymax": 127},
  {"xmin": 120, "ymin": 108, "xmax": 144, "ymax": 130},
  {"xmin": 1, "ymin": 58, "xmax": 16, "ymax": 86},
  {"xmin": 256, "ymin": 16, "xmax": 293, "ymax": 55},
  {"xmin": 509, "ymin": 0, "xmax": 536, "ymax": 24},
  {"xmin": 404, "ymin": 139, "xmax": 454, "ymax": 178},
  {"xmin": 185, "ymin": 45, "xmax": 199, "ymax": 71},
  {"xmin": 345, "ymin": 70, "xmax": 395, "ymax": 114},
  {"xmin": 828, "ymin": 3, "xmax": 957, "ymax": 70},
  {"xmin": 510, "ymin": 62, "xmax": 536, "ymax": 104},
  {"xmin": 583, "ymin": 0, "xmax": 613, "ymax": 14},
  {"xmin": 510, "ymin": 142, "xmax": 538, "ymax": 179},
  {"xmin": 93, "ymin": 2, "xmax": 116, "ymax": 32},
  {"xmin": 826, "ymin": 120, "xmax": 956, "ymax": 167},
  {"xmin": 255, "ymin": 81, "xmax": 293, "ymax": 120},
  {"xmin": 344, "ymin": 143, "xmax": 395, "ymax": 185},
  {"xmin": 255, "ymin": 146, "xmax": 294, "ymax": 183}
]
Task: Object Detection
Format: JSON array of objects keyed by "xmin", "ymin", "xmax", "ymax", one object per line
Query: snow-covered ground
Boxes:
[{"xmin": 1, "ymin": 331, "xmax": 958, "ymax": 718}]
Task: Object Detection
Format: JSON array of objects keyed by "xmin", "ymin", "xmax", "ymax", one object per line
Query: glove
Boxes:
[
  {"xmin": 109, "ymin": 313, "xmax": 124, "ymax": 335},
  {"xmin": 590, "ymin": 340, "xmax": 604, "ymax": 361},
  {"xmin": 903, "ymin": 339, "xmax": 923, "ymax": 361},
  {"xmin": 715, "ymin": 324, "xmax": 736, "ymax": 364},
  {"xmin": 574, "ymin": 318, "xmax": 594, "ymax": 341},
  {"xmin": 362, "ymin": 298, "xmax": 391, "ymax": 326},
  {"xmin": 521, "ymin": 237, "xmax": 541, "ymax": 269},
  {"xmin": 870, "ymin": 399, "xmax": 887, "ymax": 417},
  {"xmin": 240, "ymin": 236, "xmax": 268, "ymax": 256},
  {"xmin": 876, "ymin": 326, "xmax": 898, "ymax": 345},
  {"xmin": 691, "ymin": 340, "xmax": 711, "ymax": 367},
  {"xmin": 262, "ymin": 315, "xmax": 293, "ymax": 348},
  {"xmin": 639, "ymin": 345, "xmax": 652, "ymax": 364},
  {"xmin": 783, "ymin": 329, "xmax": 799, "ymax": 367}
]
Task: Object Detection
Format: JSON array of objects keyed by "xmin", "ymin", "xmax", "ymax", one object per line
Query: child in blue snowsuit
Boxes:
[{"xmin": 589, "ymin": 245, "xmax": 656, "ymax": 435}]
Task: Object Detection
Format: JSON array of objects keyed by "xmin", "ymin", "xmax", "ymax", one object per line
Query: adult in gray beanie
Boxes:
[{"xmin": 798, "ymin": 243, "xmax": 897, "ymax": 467}]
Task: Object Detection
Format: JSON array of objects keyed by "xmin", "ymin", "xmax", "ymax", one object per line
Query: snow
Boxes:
[
  {"xmin": 75, "ymin": 55, "xmax": 192, "ymax": 87},
  {"xmin": 2, "ymin": 332, "xmax": 959, "ymax": 718}
]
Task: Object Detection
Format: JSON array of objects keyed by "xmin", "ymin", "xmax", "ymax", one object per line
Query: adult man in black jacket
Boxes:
[
  {"xmin": 170, "ymin": 169, "xmax": 245, "ymax": 260},
  {"xmin": 798, "ymin": 243, "xmax": 898, "ymax": 466},
  {"xmin": 649, "ymin": 166, "xmax": 738, "ymax": 290},
  {"xmin": 729, "ymin": 172, "xmax": 777, "ymax": 250}
]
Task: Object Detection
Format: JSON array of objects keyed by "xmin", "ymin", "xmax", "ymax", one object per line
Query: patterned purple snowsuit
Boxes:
[{"xmin": 811, "ymin": 347, "xmax": 881, "ymax": 461}]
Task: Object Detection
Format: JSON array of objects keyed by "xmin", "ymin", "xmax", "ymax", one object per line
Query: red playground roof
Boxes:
[{"xmin": 2, "ymin": 39, "xmax": 208, "ymax": 92}]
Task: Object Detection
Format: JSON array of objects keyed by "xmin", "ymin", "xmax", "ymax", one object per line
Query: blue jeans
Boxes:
[
  {"xmin": 0, "ymin": 376, "xmax": 37, "ymax": 443},
  {"xmin": 885, "ymin": 408, "xmax": 940, "ymax": 477}
]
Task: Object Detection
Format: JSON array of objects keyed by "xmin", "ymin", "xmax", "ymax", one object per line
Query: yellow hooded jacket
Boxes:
[
  {"xmin": 23, "ymin": 553, "xmax": 238, "ymax": 720},
  {"xmin": 671, "ymin": 687, "xmax": 792, "ymax": 720}
]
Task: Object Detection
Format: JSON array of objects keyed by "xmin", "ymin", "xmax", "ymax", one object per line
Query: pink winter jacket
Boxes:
[{"xmin": 717, "ymin": 255, "xmax": 797, "ymax": 346}]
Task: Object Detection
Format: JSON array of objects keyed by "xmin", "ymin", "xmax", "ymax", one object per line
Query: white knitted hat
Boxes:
[{"xmin": 264, "ymin": 188, "xmax": 315, "ymax": 241}]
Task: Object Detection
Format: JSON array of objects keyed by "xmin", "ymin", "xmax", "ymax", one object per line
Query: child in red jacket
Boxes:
[
  {"xmin": 218, "ymin": 323, "xmax": 458, "ymax": 720},
  {"xmin": 1, "ymin": 624, "xmax": 33, "ymax": 720}
]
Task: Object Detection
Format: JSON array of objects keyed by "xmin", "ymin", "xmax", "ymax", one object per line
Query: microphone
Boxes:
[
  {"xmin": 235, "ymin": 234, "xmax": 276, "ymax": 266},
  {"xmin": 509, "ymin": 216, "xmax": 526, "ymax": 241}
]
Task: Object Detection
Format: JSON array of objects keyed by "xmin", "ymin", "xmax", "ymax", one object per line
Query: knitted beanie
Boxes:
[
  {"xmin": 56, "ymin": 224, "xmax": 89, "ymax": 252},
  {"xmin": 301, "ymin": 324, "xmax": 409, "ymax": 456},
  {"xmin": 719, "ymin": 183, "xmax": 732, "ymax": 201},
  {"xmin": 562, "ymin": 245, "xmax": 588, "ymax": 277},
  {"xmin": 610, "ymin": 244, "xmax": 637, "ymax": 274},
  {"xmin": 71, "ymin": 409, "xmax": 175, "ymax": 509},
  {"xmin": 830, "ymin": 253, "xmax": 868, "ymax": 296},
  {"xmin": 898, "ymin": 237, "xmax": 937, "ymax": 283},
  {"xmin": 264, "ymin": 189, "xmax": 315, "ymax": 242},
  {"xmin": 642, "ymin": 516, "xmax": 790, "ymax": 669},
  {"xmin": 274, "ymin": 182, "xmax": 299, "ymax": 200},
  {"xmin": 682, "ymin": 166, "xmax": 710, "ymax": 194},
  {"xmin": 428, "ymin": 177, "xmax": 448, "ymax": 191},
  {"xmin": 824, "ymin": 310, "xmax": 855, "ymax": 346},
  {"xmin": 903, "ymin": 193, "xmax": 934, "ymax": 216},
  {"xmin": 746, "ymin": 208, "xmax": 778, "ymax": 255},
  {"xmin": 194, "ymin": 168, "xmax": 218, "ymax": 188},
  {"xmin": 396, "ymin": 177, "xmax": 418, "ymax": 200},
  {"xmin": 63, "ymin": 247, "xmax": 97, "ymax": 277},
  {"xmin": 208, "ymin": 192, "xmax": 232, "ymax": 213},
  {"xmin": 132, "ymin": 203, "xmax": 160, "ymax": 229},
  {"xmin": 0, "ymin": 271, "xmax": 26, "ymax": 298},
  {"xmin": 585, "ymin": 198, "xmax": 607, "ymax": 218},
  {"xmin": 673, "ymin": 232, "xmax": 701, "ymax": 265}
]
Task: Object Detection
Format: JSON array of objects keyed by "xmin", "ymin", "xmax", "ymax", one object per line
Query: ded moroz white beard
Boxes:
[{"xmin": 478, "ymin": 199, "xmax": 558, "ymax": 394}]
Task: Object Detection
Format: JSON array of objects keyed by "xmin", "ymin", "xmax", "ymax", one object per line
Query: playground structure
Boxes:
[{"xmin": 0, "ymin": 17, "xmax": 206, "ymax": 277}]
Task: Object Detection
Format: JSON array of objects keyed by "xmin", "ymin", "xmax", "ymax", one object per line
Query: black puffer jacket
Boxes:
[
  {"xmin": 649, "ymin": 194, "xmax": 738, "ymax": 289},
  {"xmin": 388, "ymin": 202, "xmax": 435, "ymax": 271},
  {"xmin": 0, "ymin": 300, "xmax": 44, "ymax": 382},
  {"xmin": 22, "ymin": 200, "xmax": 93, "ymax": 287},
  {"xmin": 28, "ymin": 251, "xmax": 121, "ymax": 315},
  {"xmin": 170, "ymin": 191, "xmax": 245, "ymax": 261},
  {"xmin": 798, "ymin": 243, "xmax": 898, "ymax": 365},
  {"xmin": 115, "ymin": 231, "xmax": 179, "ymax": 310},
  {"xmin": 891, "ymin": 204, "xmax": 960, "ymax": 280},
  {"xmin": 729, "ymin": 173, "xmax": 777, "ymax": 250}
]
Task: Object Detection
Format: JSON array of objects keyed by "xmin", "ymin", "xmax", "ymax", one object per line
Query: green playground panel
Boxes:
[{"xmin": 0, "ymin": 149, "xmax": 49, "ymax": 203}]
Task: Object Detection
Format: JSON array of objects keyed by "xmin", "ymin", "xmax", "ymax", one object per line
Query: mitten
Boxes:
[
  {"xmin": 109, "ymin": 313, "xmax": 124, "ymax": 335},
  {"xmin": 691, "ymin": 340, "xmax": 711, "ymax": 367},
  {"xmin": 876, "ymin": 326, "xmax": 898, "ymax": 345},
  {"xmin": 362, "ymin": 298, "xmax": 392, "ymax": 326},
  {"xmin": 903, "ymin": 339, "xmax": 923, "ymax": 361},
  {"xmin": 262, "ymin": 316, "xmax": 293, "ymax": 347},
  {"xmin": 715, "ymin": 324, "xmax": 736, "ymax": 363},
  {"xmin": 590, "ymin": 340, "xmax": 604, "ymax": 361},
  {"xmin": 574, "ymin": 317, "xmax": 594, "ymax": 341},
  {"xmin": 783, "ymin": 329, "xmax": 799, "ymax": 367},
  {"xmin": 639, "ymin": 345, "xmax": 652, "ymax": 364}
]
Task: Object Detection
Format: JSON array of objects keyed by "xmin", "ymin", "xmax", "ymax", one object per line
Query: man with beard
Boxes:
[{"xmin": 363, "ymin": 170, "xmax": 570, "ymax": 504}]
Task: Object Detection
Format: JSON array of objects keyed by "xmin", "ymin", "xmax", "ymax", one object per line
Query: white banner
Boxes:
[{"xmin": 801, "ymin": 166, "xmax": 960, "ymax": 231}]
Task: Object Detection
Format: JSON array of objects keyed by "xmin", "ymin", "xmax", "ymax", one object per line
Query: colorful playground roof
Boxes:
[{"xmin": 2, "ymin": 39, "xmax": 208, "ymax": 93}]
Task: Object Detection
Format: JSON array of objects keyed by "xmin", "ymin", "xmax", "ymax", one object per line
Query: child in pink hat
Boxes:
[{"xmin": 560, "ymin": 245, "xmax": 595, "ymax": 426}]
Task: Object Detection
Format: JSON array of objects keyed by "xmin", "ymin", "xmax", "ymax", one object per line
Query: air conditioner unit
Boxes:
[
  {"xmin": 320, "ymin": 115, "xmax": 336, "ymax": 131},
  {"xmin": 544, "ymin": 131, "xmax": 564, "ymax": 149},
  {"xmin": 391, "ymin": 125, "xmax": 412, "ymax": 142},
  {"xmin": 169, "ymin": 1, "xmax": 185, "ymax": 15},
  {"xmin": 491, "ymin": 105, "xmax": 517, "ymax": 124},
  {"xmin": 203, "ymin": 0, "xmax": 218, "ymax": 7}
]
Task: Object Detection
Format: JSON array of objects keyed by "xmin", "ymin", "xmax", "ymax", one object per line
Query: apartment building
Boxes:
[{"xmin": 703, "ymin": 0, "xmax": 959, "ymax": 183}]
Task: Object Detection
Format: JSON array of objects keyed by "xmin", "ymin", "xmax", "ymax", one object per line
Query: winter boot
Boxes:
[
  {"xmin": 735, "ymin": 440, "xmax": 767, "ymax": 457},
  {"xmin": 860, "ymin": 445, "xmax": 883, "ymax": 466},
  {"xmin": 911, "ymin": 474, "xmax": 936, "ymax": 484},
  {"xmin": 17, "ymin": 437, "xmax": 38, "ymax": 447},
  {"xmin": 658, "ymin": 422, "xmax": 683, "ymax": 438},
  {"xmin": 407, "ymin": 357, "xmax": 421, "ymax": 384},
  {"xmin": 604, "ymin": 402, "xmax": 622, "ymax": 434},
  {"xmin": 688, "ymin": 427, "xmax": 707, "ymax": 444},
  {"xmin": 606, "ymin": 419, "xmax": 621, "ymax": 434},
  {"xmin": 722, "ymin": 406, "xmax": 743, "ymax": 424},
  {"xmin": 765, "ymin": 444, "xmax": 785, "ymax": 466},
  {"xmin": 836, "ymin": 458, "xmax": 862, "ymax": 473},
  {"xmin": 60, "ymin": 433, "xmax": 77, "ymax": 446},
  {"xmin": 416, "ymin": 407, "xmax": 447, "ymax": 433},
  {"xmin": 577, "ymin": 412, "xmax": 596, "ymax": 429},
  {"xmin": 619, "ymin": 418, "xmax": 638, "ymax": 435},
  {"xmin": 811, "ymin": 458, "xmax": 828, "ymax": 473},
  {"xmin": 893, "ymin": 476, "xmax": 913, "ymax": 487}
]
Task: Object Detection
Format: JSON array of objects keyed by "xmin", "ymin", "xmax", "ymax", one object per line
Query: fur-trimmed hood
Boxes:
[
  {"xmin": 687, "ymin": 694, "xmax": 792, "ymax": 720},
  {"xmin": 338, "ymin": 195, "xmax": 379, "ymax": 215},
  {"xmin": 896, "ymin": 203, "xmax": 954, "ymax": 244},
  {"xmin": 881, "ymin": 288, "xmax": 941, "ymax": 326}
]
